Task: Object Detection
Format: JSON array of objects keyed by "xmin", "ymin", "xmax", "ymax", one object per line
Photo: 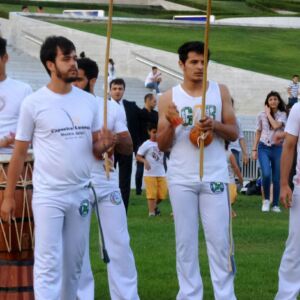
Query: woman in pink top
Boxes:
[{"xmin": 252, "ymin": 91, "xmax": 287, "ymax": 212}]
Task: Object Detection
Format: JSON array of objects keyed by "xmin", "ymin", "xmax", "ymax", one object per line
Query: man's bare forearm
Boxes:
[
  {"xmin": 157, "ymin": 123, "xmax": 175, "ymax": 152},
  {"xmin": 213, "ymin": 121, "xmax": 238, "ymax": 141}
]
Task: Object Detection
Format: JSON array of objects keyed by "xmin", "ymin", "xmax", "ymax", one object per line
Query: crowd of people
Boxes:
[{"xmin": 0, "ymin": 34, "xmax": 299, "ymax": 300}]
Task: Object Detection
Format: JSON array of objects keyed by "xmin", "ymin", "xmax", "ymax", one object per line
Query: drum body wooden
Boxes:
[{"xmin": 0, "ymin": 154, "xmax": 34, "ymax": 300}]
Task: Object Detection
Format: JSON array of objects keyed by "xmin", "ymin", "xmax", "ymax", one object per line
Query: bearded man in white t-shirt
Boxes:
[
  {"xmin": 73, "ymin": 55, "xmax": 140, "ymax": 300},
  {"xmin": 157, "ymin": 41, "xmax": 238, "ymax": 300},
  {"xmin": 0, "ymin": 37, "xmax": 32, "ymax": 153},
  {"xmin": 0, "ymin": 36, "xmax": 115, "ymax": 300}
]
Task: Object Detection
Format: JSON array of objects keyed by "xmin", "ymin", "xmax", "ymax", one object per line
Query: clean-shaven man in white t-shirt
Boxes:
[
  {"xmin": 73, "ymin": 55, "xmax": 140, "ymax": 300},
  {"xmin": 0, "ymin": 36, "xmax": 115, "ymax": 300},
  {"xmin": 275, "ymin": 103, "xmax": 300, "ymax": 300},
  {"xmin": 157, "ymin": 41, "xmax": 238, "ymax": 300},
  {"xmin": 0, "ymin": 37, "xmax": 32, "ymax": 153}
]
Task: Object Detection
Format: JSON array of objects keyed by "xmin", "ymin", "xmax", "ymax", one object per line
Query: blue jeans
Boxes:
[
  {"xmin": 231, "ymin": 149, "xmax": 241, "ymax": 170},
  {"xmin": 258, "ymin": 142, "xmax": 282, "ymax": 206},
  {"xmin": 288, "ymin": 97, "xmax": 298, "ymax": 107},
  {"xmin": 146, "ymin": 82, "xmax": 160, "ymax": 93}
]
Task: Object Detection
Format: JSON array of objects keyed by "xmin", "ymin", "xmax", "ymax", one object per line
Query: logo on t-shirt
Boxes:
[
  {"xmin": 79, "ymin": 199, "xmax": 90, "ymax": 217},
  {"xmin": 180, "ymin": 107, "xmax": 193, "ymax": 126},
  {"xmin": 0, "ymin": 96, "xmax": 6, "ymax": 111},
  {"xmin": 151, "ymin": 147, "xmax": 162, "ymax": 162},
  {"xmin": 50, "ymin": 109, "xmax": 91, "ymax": 140}
]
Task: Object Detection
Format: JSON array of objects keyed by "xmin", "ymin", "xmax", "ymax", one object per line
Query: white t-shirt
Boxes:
[
  {"xmin": 91, "ymin": 97, "xmax": 128, "ymax": 196},
  {"xmin": 16, "ymin": 86, "xmax": 101, "ymax": 197},
  {"xmin": 144, "ymin": 71, "xmax": 162, "ymax": 86},
  {"xmin": 0, "ymin": 77, "xmax": 32, "ymax": 153},
  {"xmin": 137, "ymin": 140, "xmax": 165, "ymax": 177},
  {"xmin": 284, "ymin": 103, "xmax": 300, "ymax": 186}
]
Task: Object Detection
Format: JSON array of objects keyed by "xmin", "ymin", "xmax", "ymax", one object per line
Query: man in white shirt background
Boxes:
[
  {"xmin": 110, "ymin": 78, "xmax": 141, "ymax": 212},
  {"xmin": 0, "ymin": 36, "xmax": 32, "ymax": 153},
  {"xmin": 144, "ymin": 66, "xmax": 162, "ymax": 94},
  {"xmin": 73, "ymin": 54, "xmax": 140, "ymax": 300}
]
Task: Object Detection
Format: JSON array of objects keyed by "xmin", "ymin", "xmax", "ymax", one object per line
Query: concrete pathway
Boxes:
[
  {"xmin": 160, "ymin": 0, "xmax": 200, "ymax": 12},
  {"xmin": 215, "ymin": 17, "xmax": 300, "ymax": 29}
]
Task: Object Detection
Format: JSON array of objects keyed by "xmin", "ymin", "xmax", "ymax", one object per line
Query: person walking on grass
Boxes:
[
  {"xmin": 252, "ymin": 91, "xmax": 287, "ymax": 213},
  {"xmin": 136, "ymin": 123, "xmax": 167, "ymax": 217}
]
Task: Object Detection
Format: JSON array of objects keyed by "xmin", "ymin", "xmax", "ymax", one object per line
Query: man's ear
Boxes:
[
  {"xmin": 1, "ymin": 53, "xmax": 8, "ymax": 64},
  {"xmin": 46, "ymin": 60, "xmax": 55, "ymax": 74},
  {"xmin": 178, "ymin": 60, "xmax": 184, "ymax": 71},
  {"xmin": 89, "ymin": 77, "xmax": 97, "ymax": 91}
]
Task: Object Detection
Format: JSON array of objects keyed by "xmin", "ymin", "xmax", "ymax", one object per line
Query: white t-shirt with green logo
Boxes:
[
  {"xmin": 167, "ymin": 82, "xmax": 229, "ymax": 184},
  {"xmin": 16, "ymin": 86, "xmax": 101, "ymax": 197}
]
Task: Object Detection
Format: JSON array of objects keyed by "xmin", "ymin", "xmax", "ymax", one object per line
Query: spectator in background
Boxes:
[
  {"xmin": 225, "ymin": 141, "xmax": 243, "ymax": 218},
  {"xmin": 252, "ymin": 91, "xmax": 287, "ymax": 213},
  {"xmin": 287, "ymin": 74, "xmax": 299, "ymax": 108},
  {"xmin": 145, "ymin": 66, "xmax": 162, "ymax": 94},
  {"xmin": 136, "ymin": 123, "xmax": 167, "ymax": 217},
  {"xmin": 108, "ymin": 58, "xmax": 116, "ymax": 85},
  {"xmin": 21, "ymin": 5, "xmax": 29, "ymax": 12},
  {"xmin": 135, "ymin": 93, "xmax": 158, "ymax": 195},
  {"xmin": 110, "ymin": 78, "xmax": 141, "ymax": 212},
  {"xmin": 37, "ymin": 6, "xmax": 44, "ymax": 13},
  {"xmin": 229, "ymin": 98, "xmax": 248, "ymax": 169}
]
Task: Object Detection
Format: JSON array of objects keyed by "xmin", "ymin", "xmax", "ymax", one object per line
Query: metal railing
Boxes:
[{"xmin": 133, "ymin": 51, "xmax": 183, "ymax": 81}]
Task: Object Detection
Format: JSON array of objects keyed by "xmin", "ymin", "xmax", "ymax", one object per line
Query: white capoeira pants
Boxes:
[
  {"xmin": 169, "ymin": 182, "xmax": 236, "ymax": 300},
  {"xmin": 275, "ymin": 186, "xmax": 300, "ymax": 300},
  {"xmin": 77, "ymin": 189, "xmax": 139, "ymax": 300},
  {"xmin": 33, "ymin": 188, "xmax": 91, "ymax": 300}
]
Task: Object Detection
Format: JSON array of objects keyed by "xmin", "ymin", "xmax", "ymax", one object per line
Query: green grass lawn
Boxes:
[
  {"xmin": 90, "ymin": 192, "xmax": 289, "ymax": 300},
  {"xmin": 52, "ymin": 21, "xmax": 300, "ymax": 79}
]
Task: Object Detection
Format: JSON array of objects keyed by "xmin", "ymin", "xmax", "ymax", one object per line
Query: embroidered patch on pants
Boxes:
[
  {"xmin": 79, "ymin": 199, "xmax": 90, "ymax": 217},
  {"xmin": 110, "ymin": 191, "xmax": 122, "ymax": 205},
  {"xmin": 210, "ymin": 182, "xmax": 225, "ymax": 193}
]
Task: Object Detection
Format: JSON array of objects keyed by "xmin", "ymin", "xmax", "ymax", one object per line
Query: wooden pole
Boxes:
[
  {"xmin": 103, "ymin": 0, "xmax": 114, "ymax": 179},
  {"xmin": 199, "ymin": 0, "xmax": 212, "ymax": 180}
]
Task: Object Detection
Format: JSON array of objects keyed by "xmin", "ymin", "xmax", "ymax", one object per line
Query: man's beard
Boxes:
[{"xmin": 56, "ymin": 65, "xmax": 78, "ymax": 83}]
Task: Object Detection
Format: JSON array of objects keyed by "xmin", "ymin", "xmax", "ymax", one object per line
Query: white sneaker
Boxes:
[
  {"xmin": 271, "ymin": 206, "xmax": 281, "ymax": 213},
  {"xmin": 262, "ymin": 200, "xmax": 270, "ymax": 212}
]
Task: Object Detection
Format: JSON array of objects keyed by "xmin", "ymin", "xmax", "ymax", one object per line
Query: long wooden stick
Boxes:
[
  {"xmin": 103, "ymin": 0, "xmax": 114, "ymax": 179},
  {"xmin": 199, "ymin": 0, "xmax": 212, "ymax": 180}
]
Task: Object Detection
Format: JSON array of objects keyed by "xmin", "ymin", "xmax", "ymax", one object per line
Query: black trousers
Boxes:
[
  {"xmin": 135, "ymin": 161, "xmax": 144, "ymax": 194},
  {"xmin": 114, "ymin": 153, "xmax": 133, "ymax": 213}
]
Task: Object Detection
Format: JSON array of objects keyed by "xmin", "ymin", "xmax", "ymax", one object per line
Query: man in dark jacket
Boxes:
[{"xmin": 110, "ymin": 78, "xmax": 141, "ymax": 212}]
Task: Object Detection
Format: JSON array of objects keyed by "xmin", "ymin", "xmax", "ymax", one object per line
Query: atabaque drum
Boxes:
[{"xmin": 0, "ymin": 152, "xmax": 34, "ymax": 300}]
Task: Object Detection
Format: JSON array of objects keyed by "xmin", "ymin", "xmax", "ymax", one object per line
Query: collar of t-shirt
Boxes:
[{"xmin": 111, "ymin": 97, "xmax": 124, "ymax": 107}]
